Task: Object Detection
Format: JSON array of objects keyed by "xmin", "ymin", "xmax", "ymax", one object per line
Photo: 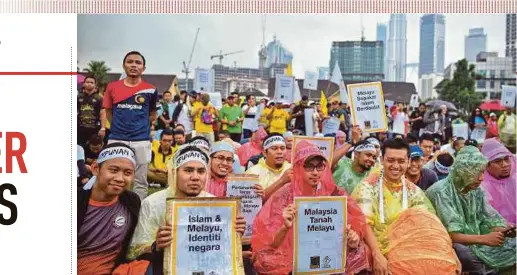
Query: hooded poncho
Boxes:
[{"xmin": 426, "ymin": 145, "xmax": 516, "ymax": 270}]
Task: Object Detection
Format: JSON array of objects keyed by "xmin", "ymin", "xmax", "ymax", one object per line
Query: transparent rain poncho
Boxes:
[{"xmin": 426, "ymin": 145, "xmax": 516, "ymax": 270}]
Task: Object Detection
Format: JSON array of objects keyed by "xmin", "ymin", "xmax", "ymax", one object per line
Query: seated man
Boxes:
[
  {"xmin": 246, "ymin": 134, "xmax": 292, "ymax": 201},
  {"xmin": 426, "ymin": 145, "xmax": 516, "ymax": 274},
  {"xmin": 332, "ymin": 140, "xmax": 376, "ymax": 194},
  {"xmin": 172, "ymin": 129, "xmax": 186, "ymax": 149},
  {"xmin": 352, "ymin": 138, "xmax": 461, "ymax": 274},
  {"xmin": 147, "ymin": 129, "xmax": 174, "ymax": 187},
  {"xmin": 78, "ymin": 143, "xmax": 141, "ymax": 275},
  {"xmin": 424, "ymin": 151, "xmax": 454, "ymax": 180},
  {"xmin": 481, "ymin": 138, "xmax": 516, "ymax": 224},
  {"xmin": 84, "ymin": 134, "xmax": 104, "ymax": 173},
  {"xmin": 405, "ymin": 145, "xmax": 439, "ymax": 191},
  {"xmin": 127, "ymin": 145, "xmax": 246, "ymax": 273}
]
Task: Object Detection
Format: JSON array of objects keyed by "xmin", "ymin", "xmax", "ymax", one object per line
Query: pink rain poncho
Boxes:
[
  {"xmin": 237, "ymin": 126, "xmax": 268, "ymax": 166},
  {"xmin": 481, "ymin": 138, "xmax": 516, "ymax": 224},
  {"xmin": 251, "ymin": 141, "xmax": 371, "ymax": 275}
]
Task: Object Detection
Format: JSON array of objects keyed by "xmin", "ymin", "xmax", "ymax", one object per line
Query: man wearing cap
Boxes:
[
  {"xmin": 147, "ymin": 129, "xmax": 175, "ymax": 187},
  {"xmin": 219, "ymin": 95, "xmax": 244, "ymax": 142},
  {"xmin": 291, "ymin": 95, "xmax": 310, "ymax": 135},
  {"xmin": 127, "ymin": 145, "xmax": 246, "ymax": 272},
  {"xmin": 267, "ymin": 101, "xmax": 290, "ymax": 134},
  {"xmin": 78, "ymin": 143, "xmax": 141, "ymax": 275},
  {"xmin": 332, "ymin": 140, "xmax": 377, "ymax": 194},
  {"xmin": 246, "ymin": 134, "xmax": 292, "ymax": 201},
  {"xmin": 192, "ymin": 93, "xmax": 217, "ymax": 144},
  {"xmin": 405, "ymin": 145, "xmax": 439, "ymax": 191}
]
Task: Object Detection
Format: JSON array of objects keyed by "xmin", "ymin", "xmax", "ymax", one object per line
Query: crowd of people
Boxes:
[{"xmin": 77, "ymin": 51, "xmax": 517, "ymax": 275}]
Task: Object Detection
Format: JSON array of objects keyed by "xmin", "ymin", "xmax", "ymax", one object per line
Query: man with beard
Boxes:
[
  {"xmin": 405, "ymin": 145, "xmax": 439, "ymax": 191},
  {"xmin": 127, "ymin": 145, "xmax": 246, "ymax": 274},
  {"xmin": 481, "ymin": 138, "xmax": 516, "ymax": 224},
  {"xmin": 332, "ymin": 140, "xmax": 377, "ymax": 194},
  {"xmin": 246, "ymin": 134, "xmax": 292, "ymax": 201}
]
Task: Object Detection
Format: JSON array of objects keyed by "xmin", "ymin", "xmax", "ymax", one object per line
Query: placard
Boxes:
[
  {"xmin": 164, "ymin": 198, "xmax": 244, "ymax": 275},
  {"xmin": 452, "ymin": 123, "xmax": 469, "ymax": 140},
  {"xmin": 409, "ymin": 94, "xmax": 419, "ymax": 108},
  {"xmin": 226, "ymin": 175, "xmax": 262, "ymax": 241},
  {"xmin": 501, "ymin": 85, "xmax": 516, "ymax": 108},
  {"xmin": 347, "ymin": 82, "xmax": 388, "ymax": 133},
  {"xmin": 470, "ymin": 127, "xmax": 487, "ymax": 143},
  {"xmin": 194, "ymin": 68, "xmax": 214, "ymax": 93},
  {"xmin": 304, "ymin": 108, "xmax": 315, "ymax": 137},
  {"xmin": 385, "ymin": 100, "xmax": 394, "ymax": 109},
  {"xmin": 303, "ymin": 71, "xmax": 318, "ymax": 91},
  {"xmin": 292, "ymin": 136, "xmax": 334, "ymax": 163},
  {"xmin": 293, "ymin": 196, "xmax": 347, "ymax": 275},
  {"xmin": 322, "ymin": 117, "xmax": 340, "ymax": 135},
  {"xmin": 275, "ymin": 74, "xmax": 295, "ymax": 103},
  {"xmin": 208, "ymin": 92, "xmax": 223, "ymax": 110}
]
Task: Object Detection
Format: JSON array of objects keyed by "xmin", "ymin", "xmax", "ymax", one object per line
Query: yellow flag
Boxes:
[
  {"xmin": 320, "ymin": 90, "xmax": 328, "ymax": 116},
  {"xmin": 286, "ymin": 62, "xmax": 293, "ymax": 76}
]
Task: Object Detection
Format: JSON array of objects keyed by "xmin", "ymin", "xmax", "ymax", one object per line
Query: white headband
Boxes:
[
  {"xmin": 190, "ymin": 139, "xmax": 210, "ymax": 151},
  {"xmin": 175, "ymin": 150, "xmax": 209, "ymax": 168},
  {"xmin": 263, "ymin": 136, "xmax": 286, "ymax": 150},
  {"xmin": 435, "ymin": 160, "xmax": 450, "ymax": 174},
  {"xmin": 354, "ymin": 143, "xmax": 376, "ymax": 153},
  {"xmin": 97, "ymin": 146, "xmax": 136, "ymax": 166},
  {"xmin": 365, "ymin": 138, "xmax": 380, "ymax": 147}
]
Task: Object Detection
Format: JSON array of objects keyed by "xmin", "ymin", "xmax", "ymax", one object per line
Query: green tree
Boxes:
[
  {"xmin": 83, "ymin": 61, "xmax": 111, "ymax": 93},
  {"xmin": 436, "ymin": 59, "xmax": 484, "ymax": 119}
]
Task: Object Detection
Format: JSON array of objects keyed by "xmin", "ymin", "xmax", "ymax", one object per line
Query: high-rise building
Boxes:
[
  {"xmin": 212, "ymin": 63, "xmax": 286, "ymax": 97},
  {"xmin": 386, "ymin": 14, "xmax": 407, "ymax": 82},
  {"xmin": 263, "ymin": 35, "xmax": 293, "ymax": 68},
  {"xmin": 419, "ymin": 14, "xmax": 446, "ymax": 77},
  {"xmin": 465, "ymin": 28, "xmax": 487, "ymax": 62},
  {"xmin": 506, "ymin": 14, "xmax": 516, "ymax": 73},
  {"xmin": 329, "ymin": 41, "xmax": 384, "ymax": 82},
  {"xmin": 376, "ymin": 23, "xmax": 388, "ymax": 79}
]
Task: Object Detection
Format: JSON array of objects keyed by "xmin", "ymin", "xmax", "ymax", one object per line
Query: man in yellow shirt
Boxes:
[
  {"xmin": 259, "ymin": 101, "xmax": 274, "ymax": 130},
  {"xmin": 148, "ymin": 129, "xmax": 175, "ymax": 187},
  {"xmin": 267, "ymin": 101, "xmax": 290, "ymax": 134},
  {"xmin": 191, "ymin": 93, "xmax": 217, "ymax": 144}
]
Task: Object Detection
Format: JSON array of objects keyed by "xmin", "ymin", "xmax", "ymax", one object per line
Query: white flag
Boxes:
[
  {"xmin": 293, "ymin": 79, "xmax": 302, "ymax": 103},
  {"xmin": 330, "ymin": 60, "xmax": 342, "ymax": 85},
  {"xmin": 339, "ymin": 81, "xmax": 349, "ymax": 104}
]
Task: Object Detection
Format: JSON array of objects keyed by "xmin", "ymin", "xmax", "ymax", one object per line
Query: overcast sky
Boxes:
[{"xmin": 78, "ymin": 14, "xmax": 506, "ymax": 84}]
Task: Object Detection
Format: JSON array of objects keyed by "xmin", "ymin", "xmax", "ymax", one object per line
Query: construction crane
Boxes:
[
  {"xmin": 210, "ymin": 50, "xmax": 244, "ymax": 65},
  {"xmin": 182, "ymin": 27, "xmax": 200, "ymax": 92},
  {"xmin": 258, "ymin": 14, "xmax": 267, "ymax": 73}
]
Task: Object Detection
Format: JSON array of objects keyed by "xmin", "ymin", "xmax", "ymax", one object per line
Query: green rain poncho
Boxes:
[{"xmin": 426, "ymin": 146, "xmax": 516, "ymax": 270}]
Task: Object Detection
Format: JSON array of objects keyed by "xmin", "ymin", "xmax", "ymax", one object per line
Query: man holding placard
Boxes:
[
  {"xmin": 246, "ymin": 134, "xmax": 292, "ymax": 201},
  {"xmin": 126, "ymin": 145, "xmax": 246, "ymax": 273},
  {"xmin": 251, "ymin": 141, "xmax": 372, "ymax": 275}
]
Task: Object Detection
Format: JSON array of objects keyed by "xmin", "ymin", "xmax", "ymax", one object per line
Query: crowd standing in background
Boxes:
[{"xmin": 77, "ymin": 51, "xmax": 517, "ymax": 275}]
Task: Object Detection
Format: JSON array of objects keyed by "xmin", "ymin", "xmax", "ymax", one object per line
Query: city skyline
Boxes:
[{"xmin": 78, "ymin": 14, "xmax": 506, "ymax": 81}]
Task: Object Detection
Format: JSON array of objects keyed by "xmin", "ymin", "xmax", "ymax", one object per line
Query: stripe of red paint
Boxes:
[{"xmin": 0, "ymin": 72, "xmax": 78, "ymax": 75}]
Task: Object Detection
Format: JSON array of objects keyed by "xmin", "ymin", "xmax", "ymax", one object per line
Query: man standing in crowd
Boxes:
[
  {"xmin": 332, "ymin": 140, "xmax": 376, "ymax": 194},
  {"xmin": 291, "ymin": 95, "xmax": 310, "ymax": 135},
  {"xmin": 78, "ymin": 76, "xmax": 104, "ymax": 147},
  {"xmin": 405, "ymin": 145, "xmax": 439, "ymax": 191},
  {"xmin": 419, "ymin": 133, "xmax": 435, "ymax": 164},
  {"xmin": 219, "ymin": 95, "xmax": 244, "ymax": 142},
  {"xmin": 267, "ymin": 101, "xmax": 290, "ymax": 134},
  {"xmin": 498, "ymin": 107, "xmax": 516, "ymax": 153},
  {"xmin": 171, "ymin": 90, "xmax": 193, "ymax": 140},
  {"xmin": 246, "ymin": 134, "xmax": 292, "ymax": 201},
  {"xmin": 192, "ymin": 93, "xmax": 217, "ymax": 144},
  {"xmin": 78, "ymin": 143, "xmax": 141, "ymax": 275},
  {"xmin": 102, "ymin": 51, "xmax": 158, "ymax": 200},
  {"xmin": 147, "ymin": 129, "xmax": 174, "ymax": 187},
  {"xmin": 242, "ymin": 95, "xmax": 258, "ymax": 139},
  {"xmin": 409, "ymin": 103, "xmax": 426, "ymax": 138},
  {"xmin": 155, "ymin": 91, "xmax": 176, "ymax": 130}
]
